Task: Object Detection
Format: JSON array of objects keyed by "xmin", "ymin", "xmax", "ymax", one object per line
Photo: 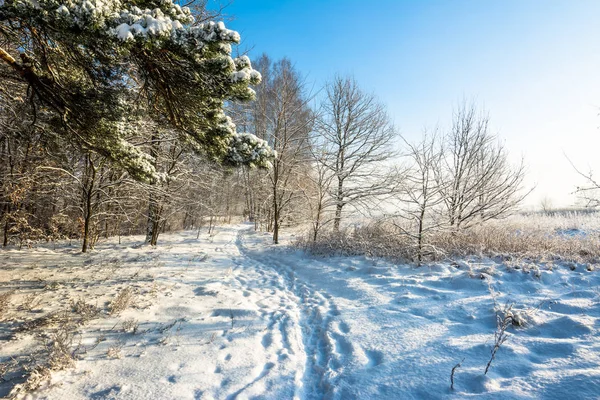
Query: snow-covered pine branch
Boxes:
[{"xmin": 0, "ymin": 0, "xmax": 273, "ymax": 182}]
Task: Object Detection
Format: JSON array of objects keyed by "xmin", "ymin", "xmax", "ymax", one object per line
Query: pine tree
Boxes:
[{"xmin": 0, "ymin": 0, "xmax": 274, "ymax": 182}]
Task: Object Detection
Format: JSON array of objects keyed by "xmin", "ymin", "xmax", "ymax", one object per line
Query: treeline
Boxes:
[
  {"xmin": 230, "ymin": 56, "xmax": 529, "ymax": 259},
  {"xmin": 0, "ymin": 0, "xmax": 529, "ymax": 258}
]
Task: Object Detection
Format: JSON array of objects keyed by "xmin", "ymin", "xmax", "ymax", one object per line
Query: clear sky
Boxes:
[{"xmin": 221, "ymin": 0, "xmax": 600, "ymax": 208}]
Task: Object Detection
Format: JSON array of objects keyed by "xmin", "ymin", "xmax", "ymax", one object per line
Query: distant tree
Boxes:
[
  {"xmin": 567, "ymin": 157, "xmax": 600, "ymax": 208},
  {"xmin": 396, "ymin": 131, "xmax": 446, "ymax": 264},
  {"xmin": 302, "ymin": 134, "xmax": 336, "ymax": 242},
  {"xmin": 315, "ymin": 76, "xmax": 398, "ymax": 232},
  {"xmin": 39, "ymin": 153, "xmax": 127, "ymax": 252},
  {"xmin": 437, "ymin": 102, "xmax": 529, "ymax": 229},
  {"xmin": 540, "ymin": 196, "xmax": 554, "ymax": 214},
  {"xmin": 245, "ymin": 55, "xmax": 313, "ymax": 244}
]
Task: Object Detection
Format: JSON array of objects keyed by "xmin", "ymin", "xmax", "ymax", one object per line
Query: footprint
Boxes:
[
  {"xmin": 338, "ymin": 321, "xmax": 350, "ymax": 334},
  {"xmin": 224, "ymin": 353, "xmax": 232, "ymax": 361},
  {"xmin": 264, "ymin": 362, "xmax": 275, "ymax": 370},
  {"xmin": 332, "ymin": 332, "xmax": 353, "ymax": 356},
  {"xmin": 330, "ymin": 305, "xmax": 341, "ymax": 316},
  {"xmin": 220, "ymin": 378, "xmax": 231, "ymax": 388},
  {"xmin": 262, "ymin": 333, "xmax": 273, "ymax": 348},
  {"xmin": 168, "ymin": 375, "xmax": 177, "ymax": 383},
  {"xmin": 365, "ymin": 349, "xmax": 384, "ymax": 368}
]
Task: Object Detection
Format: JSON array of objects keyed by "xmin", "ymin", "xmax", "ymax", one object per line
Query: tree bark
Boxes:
[
  {"xmin": 81, "ymin": 155, "xmax": 96, "ymax": 253},
  {"xmin": 272, "ymin": 184, "xmax": 279, "ymax": 244},
  {"xmin": 333, "ymin": 177, "xmax": 344, "ymax": 232},
  {"xmin": 146, "ymin": 133, "xmax": 160, "ymax": 245}
]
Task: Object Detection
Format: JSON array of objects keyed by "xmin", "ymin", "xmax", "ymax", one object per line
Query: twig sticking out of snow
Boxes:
[
  {"xmin": 485, "ymin": 306, "xmax": 512, "ymax": 375},
  {"xmin": 450, "ymin": 358, "xmax": 464, "ymax": 390}
]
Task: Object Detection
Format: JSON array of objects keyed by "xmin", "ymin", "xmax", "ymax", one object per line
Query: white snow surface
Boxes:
[{"xmin": 2, "ymin": 224, "xmax": 600, "ymax": 399}]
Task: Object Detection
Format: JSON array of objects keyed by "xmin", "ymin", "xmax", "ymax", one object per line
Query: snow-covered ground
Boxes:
[{"xmin": 1, "ymin": 224, "xmax": 600, "ymax": 399}]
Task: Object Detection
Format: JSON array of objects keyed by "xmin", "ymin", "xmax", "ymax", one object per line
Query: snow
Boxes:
[
  {"xmin": 231, "ymin": 56, "xmax": 262, "ymax": 84},
  {"xmin": 55, "ymin": 5, "xmax": 69, "ymax": 16},
  {"xmin": 227, "ymin": 132, "xmax": 275, "ymax": 169},
  {"xmin": 1, "ymin": 225, "xmax": 600, "ymax": 399}
]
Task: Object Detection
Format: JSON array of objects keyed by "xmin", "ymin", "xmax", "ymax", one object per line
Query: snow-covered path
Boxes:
[
  {"xmin": 4, "ymin": 224, "xmax": 600, "ymax": 399},
  {"xmin": 238, "ymin": 226, "xmax": 600, "ymax": 399}
]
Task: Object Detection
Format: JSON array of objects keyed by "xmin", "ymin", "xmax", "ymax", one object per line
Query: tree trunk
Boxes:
[
  {"xmin": 417, "ymin": 205, "xmax": 426, "ymax": 266},
  {"xmin": 146, "ymin": 133, "xmax": 160, "ymax": 245},
  {"xmin": 272, "ymin": 182, "xmax": 279, "ymax": 244},
  {"xmin": 3, "ymin": 204, "xmax": 10, "ymax": 247},
  {"xmin": 333, "ymin": 176, "xmax": 344, "ymax": 232},
  {"xmin": 81, "ymin": 201, "xmax": 91, "ymax": 253},
  {"xmin": 333, "ymin": 203, "xmax": 343, "ymax": 232},
  {"xmin": 312, "ymin": 196, "xmax": 323, "ymax": 242},
  {"xmin": 81, "ymin": 155, "xmax": 96, "ymax": 253}
]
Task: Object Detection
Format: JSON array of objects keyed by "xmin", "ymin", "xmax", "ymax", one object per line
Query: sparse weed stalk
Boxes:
[
  {"xmin": 130, "ymin": 267, "xmax": 142, "ymax": 279},
  {"xmin": 485, "ymin": 305, "xmax": 513, "ymax": 375},
  {"xmin": 102, "ymin": 262, "xmax": 120, "ymax": 282},
  {"xmin": 0, "ymin": 290, "xmax": 15, "ymax": 319},
  {"xmin": 9, "ymin": 315, "xmax": 82, "ymax": 398},
  {"xmin": 71, "ymin": 299, "xmax": 100, "ymax": 323},
  {"xmin": 8, "ymin": 365, "xmax": 52, "ymax": 399},
  {"xmin": 20, "ymin": 292, "xmax": 42, "ymax": 312},
  {"xmin": 107, "ymin": 341, "xmax": 125, "ymax": 359},
  {"xmin": 0, "ymin": 363, "xmax": 6, "ymax": 382},
  {"xmin": 484, "ymin": 283, "xmax": 535, "ymax": 375},
  {"xmin": 156, "ymin": 318, "xmax": 185, "ymax": 334},
  {"xmin": 488, "ymin": 283, "xmax": 532, "ymax": 328},
  {"xmin": 109, "ymin": 287, "xmax": 134, "ymax": 316},
  {"xmin": 79, "ymin": 335, "xmax": 107, "ymax": 355},
  {"xmin": 42, "ymin": 322, "xmax": 80, "ymax": 370},
  {"xmin": 122, "ymin": 318, "xmax": 139, "ymax": 334},
  {"xmin": 150, "ymin": 280, "xmax": 159, "ymax": 298}
]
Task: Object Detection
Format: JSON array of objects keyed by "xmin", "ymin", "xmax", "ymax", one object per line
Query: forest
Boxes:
[{"xmin": 1, "ymin": 1, "xmax": 600, "ymax": 399}]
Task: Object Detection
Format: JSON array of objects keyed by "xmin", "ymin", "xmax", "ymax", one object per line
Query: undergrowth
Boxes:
[{"xmin": 298, "ymin": 213, "xmax": 600, "ymax": 265}]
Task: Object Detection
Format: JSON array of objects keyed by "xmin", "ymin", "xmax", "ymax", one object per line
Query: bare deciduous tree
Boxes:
[
  {"xmin": 301, "ymin": 135, "xmax": 337, "ymax": 242},
  {"xmin": 316, "ymin": 76, "xmax": 398, "ymax": 232},
  {"xmin": 539, "ymin": 196, "xmax": 554, "ymax": 214},
  {"xmin": 437, "ymin": 102, "xmax": 530, "ymax": 230},
  {"xmin": 241, "ymin": 55, "xmax": 314, "ymax": 244},
  {"xmin": 395, "ymin": 131, "xmax": 446, "ymax": 264},
  {"xmin": 567, "ymin": 155, "xmax": 600, "ymax": 208}
]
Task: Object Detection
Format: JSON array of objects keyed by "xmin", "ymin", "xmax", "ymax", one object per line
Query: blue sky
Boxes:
[{"xmin": 222, "ymin": 0, "xmax": 600, "ymax": 208}]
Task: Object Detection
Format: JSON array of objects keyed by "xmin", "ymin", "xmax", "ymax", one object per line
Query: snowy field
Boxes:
[{"xmin": 1, "ymin": 224, "xmax": 600, "ymax": 399}]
